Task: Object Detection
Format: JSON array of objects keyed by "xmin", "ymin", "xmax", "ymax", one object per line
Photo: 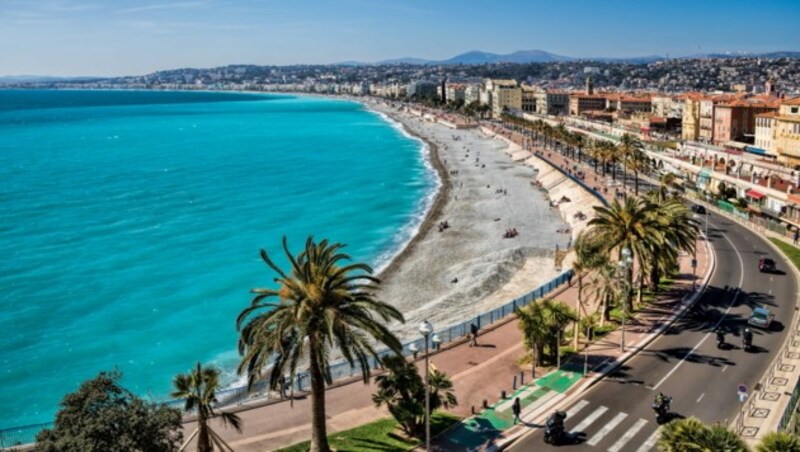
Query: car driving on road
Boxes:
[
  {"xmin": 748, "ymin": 306, "xmax": 775, "ymax": 329},
  {"xmin": 758, "ymin": 257, "xmax": 776, "ymax": 273}
]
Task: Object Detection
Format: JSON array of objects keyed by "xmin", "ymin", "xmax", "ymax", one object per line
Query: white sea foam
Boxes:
[{"xmin": 364, "ymin": 108, "xmax": 442, "ymax": 275}]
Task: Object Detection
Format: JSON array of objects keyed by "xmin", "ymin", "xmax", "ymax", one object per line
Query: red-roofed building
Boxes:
[{"xmin": 713, "ymin": 98, "xmax": 780, "ymax": 145}]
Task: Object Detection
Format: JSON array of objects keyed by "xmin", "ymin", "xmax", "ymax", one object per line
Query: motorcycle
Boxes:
[
  {"xmin": 716, "ymin": 332, "xmax": 725, "ymax": 349},
  {"xmin": 743, "ymin": 333, "xmax": 753, "ymax": 351},
  {"xmin": 652, "ymin": 397, "xmax": 672, "ymax": 423},
  {"xmin": 544, "ymin": 411, "xmax": 567, "ymax": 445}
]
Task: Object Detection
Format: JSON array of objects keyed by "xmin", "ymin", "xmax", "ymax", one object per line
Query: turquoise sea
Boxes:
[{"xmin": 0, "ymin": 90, "xmax": 435, "ymax": 428}]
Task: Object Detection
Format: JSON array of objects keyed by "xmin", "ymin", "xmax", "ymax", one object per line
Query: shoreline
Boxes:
[
  {"xmin": 367, "ymin": 108, "xmax": 451, "ymax": 283},
  {"xmin": 356, "ymin": 98, "xmax": 572, "ymax": 339}
]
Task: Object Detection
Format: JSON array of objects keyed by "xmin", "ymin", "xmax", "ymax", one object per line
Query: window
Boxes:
[{"xmin": 792, "ymin": 107, "xmax": 799, "ymax": 114}]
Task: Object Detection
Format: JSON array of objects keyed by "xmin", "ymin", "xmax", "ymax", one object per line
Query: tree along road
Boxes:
[{"xmin": 508, "ymin": 211, "xmax": 798, "ymax": 451}]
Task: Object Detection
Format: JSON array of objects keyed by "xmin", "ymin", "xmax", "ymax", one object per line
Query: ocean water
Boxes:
[{"xmin": 0, "ymin": 90, "xmax": 436, "ymax": 428}]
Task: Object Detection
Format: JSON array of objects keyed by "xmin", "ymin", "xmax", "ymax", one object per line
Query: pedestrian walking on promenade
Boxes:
[
  {"xmin": 512, "ymin": 397, "xmax": 522, "ymax": 424},
  {"xmin": 470, "ymin": 322, "xmax": 479, "ymax": 347},
  {"xmin": 794, "ymin": 229, "xmax": 799, "ymax": 245}
]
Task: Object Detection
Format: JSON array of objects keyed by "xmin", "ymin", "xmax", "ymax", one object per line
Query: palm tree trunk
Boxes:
[
  {"xmin": 637, "ymin": 271, "xmax": 645, "ymax": 307},
  {"xmin": 308, "ymin": 340, "xmax": 331, "ymax": 452},
  {"xmin": 198, "ymin": 415, "xmax": 212, "ymax": 452},
  {"xmin": 634, "ymin": 170, "xmax": 640, "ymax": 195},
  {"xmin": 574, "ymin": 278, "xmax": 583, "ymax": 349}
]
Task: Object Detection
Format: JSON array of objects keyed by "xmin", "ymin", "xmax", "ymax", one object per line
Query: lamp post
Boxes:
[
  {"xmin": 619, "ymin": 247, "xmax": 632, "ymax": 352},
  {"xmin": 419, "ymin": 320, "xmax": 433, "ymax": 451}
]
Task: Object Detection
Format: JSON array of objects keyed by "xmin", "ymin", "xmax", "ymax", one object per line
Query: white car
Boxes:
[{"xmin": 748, "ymin": 306, "xmax": 775, "ymax": 329}]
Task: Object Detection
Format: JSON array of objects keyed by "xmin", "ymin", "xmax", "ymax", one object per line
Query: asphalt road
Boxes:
[{"xmin": 509, "ymin": 211, "xmax": 799, "ymax": 451}]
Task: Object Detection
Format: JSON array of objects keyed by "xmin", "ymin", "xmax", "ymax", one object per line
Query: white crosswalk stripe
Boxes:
[
  {"xmin": 635, "ymin": 428, "xmax": 660, "ymax": 452},
  {"xmin": 608, "ymin": 418, "xmax": 648, "ymax": 452},
  {"xmin": 565, "ymin": 400, "xmax": 590, "ymax": 419},
  {"xmin": 571, "ymin": 405, "xmax": 608, "ymax": 434},
  {"xmin": 587, "ymin": 412, "xmax": 627, "ymax": 446}
]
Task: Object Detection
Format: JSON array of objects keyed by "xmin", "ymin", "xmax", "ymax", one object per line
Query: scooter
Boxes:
[
  {"xmin": 716, "ymin": 332, "xmax": 725, "ymax": 349},
  {"xmin": 743, "ymin": 334, "xmax": 753, "ymax": 352},
  {"xmin": 543, "ymin": 411, "xmax": 567, "ymax": 445},
  {"xmin": 652, "ymin": 398, "xmax": 672, "ymax": 424}
]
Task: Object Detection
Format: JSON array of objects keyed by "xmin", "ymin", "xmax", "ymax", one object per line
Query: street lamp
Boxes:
[
  {"xmin": 418, "ymin": 320, "xmax": 433, "ymax": 452},
  {"xmin": 619, "ymin": 248, "xmax": 633, "ymax": 352}
]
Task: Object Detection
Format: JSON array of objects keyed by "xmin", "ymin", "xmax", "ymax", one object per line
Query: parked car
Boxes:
[
  {"xmin": 759, "ymin": 257, "xmax": 776, "ymax": 273},
  {"xmin": 748, "ymin": 306, "xmax": 775, "ymax": 329},
  {"xmin": 691, "ymin": 205, "xmax": 707, "ymax": 214}
]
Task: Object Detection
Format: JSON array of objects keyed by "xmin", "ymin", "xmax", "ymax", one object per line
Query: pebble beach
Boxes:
[{"xmin": 363, "ymin": 100, "xmax": 583, "ymax": 341}]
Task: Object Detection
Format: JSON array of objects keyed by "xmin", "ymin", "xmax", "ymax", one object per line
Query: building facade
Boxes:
[
  {"xmin": 569, "ymin": 94, "xmax": 607, "ymax": 116},
  {"xmin": 490, "ymin": 79, "xmax": 522, "ymax": 118},
  {"xmin": 775, "ymin": 97, "xmax": 800, "ymax": 167},
  {"xmin": 755, "ymin": 112, "xmax": 778, "ymax": 156}
]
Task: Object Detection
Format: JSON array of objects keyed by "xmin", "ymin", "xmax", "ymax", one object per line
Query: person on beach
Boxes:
[
  {"xmin": 470, "ymin": 323, "xmax": 479, "ymax": 346},
  {"xmin": 512, "ymin": 397, "xmax": 522, "ymax": 424}
]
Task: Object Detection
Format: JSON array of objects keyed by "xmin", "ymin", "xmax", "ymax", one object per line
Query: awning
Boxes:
[
  {"xmin": 745, "ymin": 146, "xmax": 769, "ymax": 156},
  {"xmin": 724, "ymin": 141, "xmax": 749, "ymax": 150},
  {"xmin": 746, "ymin": 189, "xmax": 766, "ymax": 200}
]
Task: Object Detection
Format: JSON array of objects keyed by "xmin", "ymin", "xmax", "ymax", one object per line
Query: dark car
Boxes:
[
  {"xmin": 691, "ymin": 205, "xmax": 707, "ymax": 214},
  {"xmin": 759, "ymin": 257, "xmax": 776, "ymax": 273}
]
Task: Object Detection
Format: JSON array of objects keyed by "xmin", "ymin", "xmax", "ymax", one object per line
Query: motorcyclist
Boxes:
[
  {"xmin": 716, "ymin": 328, "xmax": 725, "ymax": 346},
  {"xmin": 743, "ymin": 328, "xmax": 753, "ymax": 348},
  {"xmin": 545, "ymin": 410, "xmax": 566, "ymax": 442}
]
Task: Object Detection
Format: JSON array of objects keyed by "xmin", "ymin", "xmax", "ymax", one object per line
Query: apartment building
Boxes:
[
  {"xmin": 681, "ymin": 93, "xmax": 704, "ymax": 141},
  {"xmin": 712, "ymin": 98, "xmax": 779, "ymax": 145},
  {"xmin": 569, "ymin": 93, "xmax": 607, "ymax": 116},
  {"xmin": 775, "ymin": 97, "xmax": 800, "ymax": 167},
  {"xmin": 521, "ymin": 84, "xmax": 538, "ymax": 113},
  {"xmin": 489, "ymin": 79, "xmax": 522, "ymax": 118},
  {"xmin": 755, "ymin": 112, "xmax": 778, "ymax": 156},
  {"xmin": 535, "ymin": 90, "xmax": 569, "ymax": 116}
]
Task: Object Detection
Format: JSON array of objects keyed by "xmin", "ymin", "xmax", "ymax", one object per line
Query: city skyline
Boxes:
[{"xmin": 1, "ymin": 0, "xmax": 800, "ymax": 77}]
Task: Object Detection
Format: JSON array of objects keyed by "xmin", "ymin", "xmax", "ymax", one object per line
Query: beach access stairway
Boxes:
[{"xmin": 525, "ymin": 155, "xmax": 602, "ymax": 239}]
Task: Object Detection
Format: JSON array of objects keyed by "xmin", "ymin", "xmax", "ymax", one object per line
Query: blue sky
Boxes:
[{"xmin": 1, "ymin": 0, "xmax": 799, "ymax": 76}]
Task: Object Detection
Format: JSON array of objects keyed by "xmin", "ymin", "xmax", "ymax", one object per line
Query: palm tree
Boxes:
[
  {"xmin": 516, "ymin": 300, "xmax": 576, "ymax": 367},
  {"xmin": 589, "ymin": 259, "xmax": 620, "ymax": 325},
  {"xmin": 172, "ymin": 363, "xmax": 242, "ymax": 452},
  {"xmin": 372, "ymin": 354, "xmax": 458, "ymax": 438},
  {"xmin": 588, "ymin": 198, "xmax": 663, "ymax": 312},
  {"xmin": 236, "ymin": 236, "xmax": 405, "ymax": 452},
  {"xmin": 627, "ymin": 148, "xmax": 648, "ymax": 195},
  {"xmin": 571, "ymin": 232, "xmax": 608, "ymax": 348},
  {"xmin": 617, "ymin": 133, "xmax": 642, "ymax": 187},
  {"xmin": 757, "ymin": 431, "xmax": 800, "ymax": 452},
  {"xmin": 658, "ymin": 417, "xmax": 748, "ymax": 451},
  {"xmin": 545, "ymin": 300, "xmax": 577, "ymax": 363}
]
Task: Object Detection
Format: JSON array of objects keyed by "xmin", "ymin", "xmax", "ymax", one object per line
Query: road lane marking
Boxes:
[
  {"xmin": 608, "ymin": 418, "xmax": 648, "ymax": 452},
  {"xmin": 566, "ymin": 400, "xmax": 589, "ymax": 420},
  {"xmin": 697, "ymin": 393, "xmax": 705, "ymax": 403},
  {"xmin": 722, "ymin": 365, "xmax": 728, "ymax": 372},
  {"xmin": 587, "ymin": 412, "xmax": 627, "ymax": 446},
  {"xmin": 636, "ymin": 429, "xmax": 660, "ymax": 452},
  {"xmin": 653, "ymin": 221, "xmax": 744, "ymax": 391},
  {"xmin": 572, "ymin": 406, "xmax": 608, "ymax": 434}
]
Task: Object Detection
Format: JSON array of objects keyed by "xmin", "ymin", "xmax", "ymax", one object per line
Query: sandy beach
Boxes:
[{"xmin": 360, "ymin": 100, "xmax": 583, "ymax": 341}]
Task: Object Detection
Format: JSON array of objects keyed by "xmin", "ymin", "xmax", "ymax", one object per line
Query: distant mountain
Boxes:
[
  {"xmin": 336, "ymin": 49, "xmax": 800, "ymax": 67},
  {"xmin": 377, "ymin": 57, "xmax": 435, "ymax": 65}
]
